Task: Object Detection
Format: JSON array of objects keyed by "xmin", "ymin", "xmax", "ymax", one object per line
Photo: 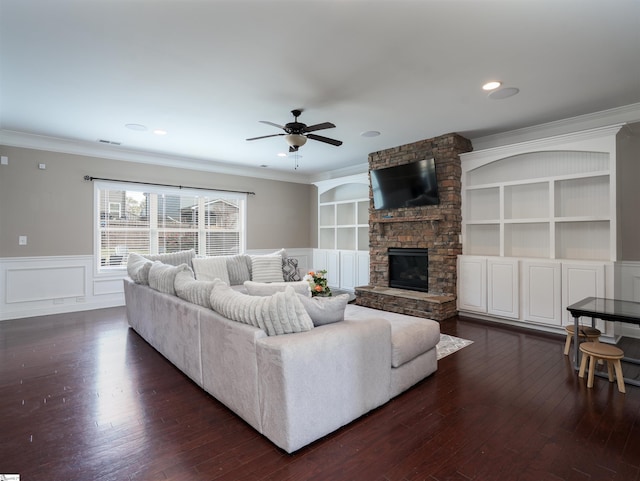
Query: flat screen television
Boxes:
[{"xmin": 370, "ymin": 158, "xmax": 439, "ymax": 210}]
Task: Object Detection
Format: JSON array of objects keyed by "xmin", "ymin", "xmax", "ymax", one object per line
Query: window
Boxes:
[
  {"xmin": 109, "ymin": 202, "xmax": 122, "ymax": 218},
  {"xmin": 95, "ymin": 181, "xmax": 246, "ymax": 271}
]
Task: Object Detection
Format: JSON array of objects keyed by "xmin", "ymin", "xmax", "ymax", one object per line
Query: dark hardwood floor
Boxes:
[{"xmin": 1, "ymin": 307, "xmax": 639, "ymax": 481}]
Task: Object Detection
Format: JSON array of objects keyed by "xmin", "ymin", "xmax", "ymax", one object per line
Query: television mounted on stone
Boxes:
[{"xmin": 370, "ymin": 158, "xmax": 439, "ymax": 210}]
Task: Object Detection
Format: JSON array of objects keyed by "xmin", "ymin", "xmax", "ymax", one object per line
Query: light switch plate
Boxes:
[
  {"xmin": 19, "ymin": 235, "xmax": 27, "ymax": 246},
  {"xmin": 1, "ymin": 156, "xmax": 7, "ymax": 165}
]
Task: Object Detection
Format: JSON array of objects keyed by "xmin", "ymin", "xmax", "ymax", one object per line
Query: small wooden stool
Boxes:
[
  {"xmin": 563, "ymin": 324, "xmax": 601, "ymax": 356},
  {"xmin": 578, "ymin": 342, "xmax": 626, "ymax": 393}
]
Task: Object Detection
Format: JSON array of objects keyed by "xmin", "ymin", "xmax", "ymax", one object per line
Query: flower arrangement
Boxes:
[{"xmin": 304, "ymin": 270, "xmax": 332, "ymax": 297}]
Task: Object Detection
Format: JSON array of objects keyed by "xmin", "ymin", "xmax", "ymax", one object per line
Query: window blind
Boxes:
[{"xmin": 95, "ymin": 181, "xmax": 246, "ymax": 270}]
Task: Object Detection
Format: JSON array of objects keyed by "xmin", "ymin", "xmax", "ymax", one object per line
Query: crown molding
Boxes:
[
  {"xmin": 0, "ymin": 129, "xmax": 313, "ymax": 184},
  {"xmin": 308, "ymin": 161, "xmax": 369, "ymax": 184},
  {"xmin": 470, "ymin": 103, "xmax": 640, "ymax": 151}
]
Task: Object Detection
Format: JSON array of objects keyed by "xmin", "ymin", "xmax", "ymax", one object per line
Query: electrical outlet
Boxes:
[
  {"xmin": 1, "ymin": 156, "xmax": 7, "ymax": 165},
  {"xmin": 18, "ymin": 235, "xmax": 27, "ymax": 246}
]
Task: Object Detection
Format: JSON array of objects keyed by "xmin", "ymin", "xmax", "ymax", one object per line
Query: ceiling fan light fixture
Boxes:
[{"xmin": 285, "ymin": 133, "xmax": 307, "ymax": 147}]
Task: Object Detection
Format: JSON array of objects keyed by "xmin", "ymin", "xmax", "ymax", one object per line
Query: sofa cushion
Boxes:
[
  {"xmin": 174, "ymin": 268, "xmax": 215, "ymax": 309},
  {"xmin": 343, "ymin": 304, "xmax": 440, "ymax": 368},
  {"xmin": 244, "ymin": 280, "xmax": 311, "ymax": 297},
  {"xmin": 148, "ymin": 262, "xmax": 191, "ymax": 296},
  {"xmin": 245, "ymin": 249, "xmax": 284, "ymax": 278},
  {"xmin": 250, "ymin": 255, "xmax": 284, "ymax": 283},
  {"xmin": 192, "ymin": 256, "xmax": 231, "ymax": 285},
  {"xmin": 389, "ymin": 318, "xmax": 441, "ymax": 368},
  {"xmin": 210, "ymin": 280, "xmax": 313, "ymax": 336},
  {"xmin": 127, "ymin": 252, "xmax": 153, "ymax": 285},
  {"xmin": 282, "ymin": 256, "xmax": 302, "ymax": 282},
  {"xmin": 297, "ymin": 294, "xmax": 349, "ymax": 326},
  {"xmin": 226, "ymin": 255, "xmax": 252, "ymax": 285},
  {"xmin": 143, "ymin": 249, "xmax": 195, "ymax": 269}
]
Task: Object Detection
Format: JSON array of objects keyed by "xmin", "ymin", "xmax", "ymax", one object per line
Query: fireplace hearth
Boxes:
[{"xmin": 388, "ymin": 248, "xmax": 429, "ymax": 292}]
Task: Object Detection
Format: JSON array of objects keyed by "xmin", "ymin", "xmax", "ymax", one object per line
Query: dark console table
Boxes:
[{"xmin": 566, "ymin": 296, "xmax": 640, "ymax": 388}]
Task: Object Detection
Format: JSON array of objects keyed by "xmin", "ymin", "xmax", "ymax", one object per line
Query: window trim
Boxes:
[{"xmin": 94, "ymin": 180, "xmax": 247, "ymax": 273}]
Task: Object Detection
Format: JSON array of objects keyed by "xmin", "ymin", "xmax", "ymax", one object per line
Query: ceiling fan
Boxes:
[{"xmin": 246, "ymin": 109, "xmax": 343, "ymax": 152}]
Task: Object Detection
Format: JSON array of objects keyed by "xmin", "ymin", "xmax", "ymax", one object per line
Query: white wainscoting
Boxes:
[
  {"xmin": 617, "ymin": 261, "xmax": 640, "ymax": 338},
  {"xmin": 1, "ymin": 255, "xmax": 126, "ymax": 321},
  {"xmin": 1, "ymin": 248, "xmax": 314, "ymax": 322}
]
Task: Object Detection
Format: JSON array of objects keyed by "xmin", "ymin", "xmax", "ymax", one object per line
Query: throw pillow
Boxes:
[
  {"xmin": 126, "ymin": 252, "xmax": 153, "ymax": 285},
  {"xmin": 192, "ymin": 256, "xmax": 231, "ymax": 285},
  {"xmin": 250, "ymin": 255, "xmax": 284, "ymax": 283},
  {"xmin": 174, "ymin": 268, "xmax": 215, "ymax": 309},
  {"xmin": 143, "ymin": 249, "xmax": 195, "ymax": 269},
  {"xmin": 226, "ymin": 255, "xmax": 252, "ymax": 285},
  {"xmin": 297, "ymin": 293, "xmax": 349, "ymax": 326},
  {"xmin": 244, "ymin": 280, "xmax": 311, "ymax": 297},
  {"xmin": 209, "ymin": 280, "xmax": 313, "ymax": 336},
  {"xmin": 282, "ymin": 256, "xmax": 302, "ymax": 282},
  {"xmin": 148, "ymin": 262, "xmax": 191, "ymax": 296}
]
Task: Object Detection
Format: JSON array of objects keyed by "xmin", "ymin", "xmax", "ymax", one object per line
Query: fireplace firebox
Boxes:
[{"xmin": 388, "ymin": 248, "xmax": 428, "ymax": 292}]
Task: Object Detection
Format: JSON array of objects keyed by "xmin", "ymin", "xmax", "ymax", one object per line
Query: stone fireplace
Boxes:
[{"xmin": 355, "ymin": 133, "xmax": 472, "ymax": 321}]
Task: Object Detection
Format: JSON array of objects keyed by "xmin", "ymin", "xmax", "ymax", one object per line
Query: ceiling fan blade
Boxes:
[
  {"xmin": 304, "ymin": 122, "xmax": 335, "ymax": 133},
  {"xmin": 307, "ymin": 133, "xmax": 343, "ymax": 146},
  {"xmin": 259, "ymin": 120, "xmax": 285, "ymax": 130},
  {"xmin": 246, "ymin": 133, "xmax": 284, "ymax": 141}
]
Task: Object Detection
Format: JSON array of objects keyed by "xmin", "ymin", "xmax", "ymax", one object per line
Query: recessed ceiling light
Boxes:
[
  {"xmin": 125, "ymin": 123, "xmax": 147, "ymax": 131},
  {"xmin": 277, "ymin": 152, "xmax": 288, "ymax": 157},
  {"xmin": 153, "ymin": 129, "xmax": 168, "ymax": 136},
  {"xmin": 361, "ymin": 130, "xmax": 381, "ymax": 138},
  {"xmin": 488, "ymin": 87, "xmax": 520, "ymax": 100},
  {"xmin": 482, "ymin": 81, "xmax": 502, "ymax": 91}
]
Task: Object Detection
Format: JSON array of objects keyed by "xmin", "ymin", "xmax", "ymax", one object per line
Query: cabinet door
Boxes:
[
  {"xmin": 457, "ymin": 256, "xmax": 487, "ymax": 313},
  {"xmin": 312, "ymin": 249, "xmax": 328, "ymax": 272},
  {"xmin": 356, "ymin": 251, "xmax": 370, "ymax": 287},
  {"xmin": 339, "ymin": 251, "xmax": 357, "ymax": 290},
  {"xmin": 487, "ymin": 258, "xmax": 519, "ymax": 319},
  {"xmin": 562, "ymin": 262, "xmax": 605, "ymax": 325},
  {"xmin": 326, "ymin": 251, "xmax": 340, "ymax": 288},
  {"xmin": 522, "ymin": 260, "xmax": 562, "ymax": 326},
  {"xmin": 313, "ymin": 249, "xmax": 340, "ymax": 287}
]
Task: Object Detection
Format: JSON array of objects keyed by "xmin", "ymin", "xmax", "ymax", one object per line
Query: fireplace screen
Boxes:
[{"xmin": 388, "ymin": 248, "xmax": 428, "ymax": 292}]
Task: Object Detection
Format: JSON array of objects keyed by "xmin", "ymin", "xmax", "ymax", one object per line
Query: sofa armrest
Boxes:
[
  {"xmin": 199, "ymin": 308, "xmax": 267, "ymax": 433},
  {"xmin": 255, "ymin": 318, "xmax": 392, "ymax": 453}
]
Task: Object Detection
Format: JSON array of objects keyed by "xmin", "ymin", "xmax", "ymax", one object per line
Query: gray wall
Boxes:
[
  {"xmin": 617, "ymin": 127, "xmax": 640, "ymax": 261},
  {"xmin": 0, "ymin": 146, "xmax": 314, "ymax": 257}
]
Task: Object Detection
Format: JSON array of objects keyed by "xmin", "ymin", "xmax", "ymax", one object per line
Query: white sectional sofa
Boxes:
[{"xmin": 123, "ymin": 250, "xmax": 440, "ymax": 453}]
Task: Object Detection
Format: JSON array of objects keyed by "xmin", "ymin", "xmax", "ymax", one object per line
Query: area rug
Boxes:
[{"xmin": 436, "ymin": 334, "xmax": 473, "ymax": 360}]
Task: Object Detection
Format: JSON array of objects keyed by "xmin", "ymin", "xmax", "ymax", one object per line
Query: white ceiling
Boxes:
[{"xmin": 1, "ymin": 0, "xmax": 639, "ymax": 181}]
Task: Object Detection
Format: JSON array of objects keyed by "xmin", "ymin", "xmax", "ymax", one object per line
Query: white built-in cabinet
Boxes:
[
  {"xmin": 487, "ymin": 257, "xmax": 519, "ymax": 319},
  {"xmin": 313, "ymin": 174, "xmax": 370, "ymax": 291},
  {"xmin": 521, "ymin": 260, "xmax": 562, "ymax": 326},
  {"xmin": 458, "ymin": 125, "xmax": 627, "ymax": 336},
  {"xmin": 457, "ymin": 256, "xmax": 487, "ymax": 314}
]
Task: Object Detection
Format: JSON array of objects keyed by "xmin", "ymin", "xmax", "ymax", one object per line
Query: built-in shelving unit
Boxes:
[
  {"xmin": 463, "ymin": 150, "xmax": 612, "ymax": 261},
  {"xmin": 313, "ymin": 174, "xmax": 370, "ymax": 291},
  {"xmin": 457, "ymin": 124, "xmax": 632, "ymax": 337},
  {"xmin": 319, "ymin": 195, "xmax": 369, "ymax": 251}
]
